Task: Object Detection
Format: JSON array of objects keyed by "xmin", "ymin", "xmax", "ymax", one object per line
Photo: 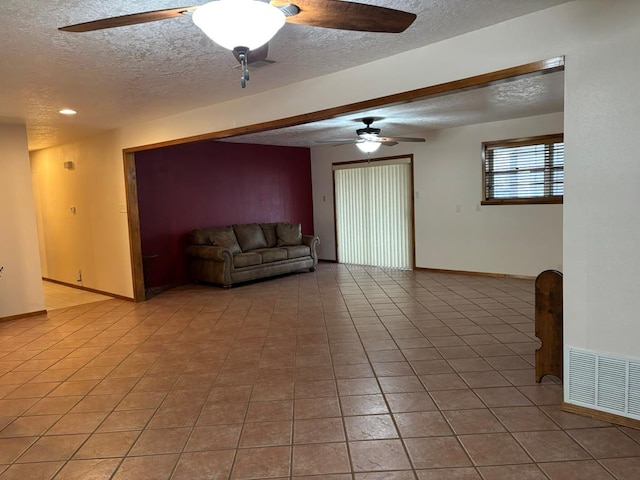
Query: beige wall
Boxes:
[
  {"xmin": 30, "ymin": 131, "xmax": 133, "ymax": 298},
  {"xmin": 28, "ymin": 1, "xmax": 640, "ymax": 368},
  {"xmin": 0, "ymin": 124, "xmax": 44, "ymax": 318},
  {"xmin": 311, "ymin": 113, "xmax": 564, "ymax": 277}
]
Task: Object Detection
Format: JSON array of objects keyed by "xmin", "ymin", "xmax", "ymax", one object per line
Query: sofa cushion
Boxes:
[
  {"xmin": 260, "ymin": 223, "xmax": 278, "ymax": 248},
  {"xmin": 233, "ymin": 223, "xmax": 267, "ymax": 252},
  {"xmin": 254, "ymin": 248, "xmax": 288, "ymax": 263},
  {"xmin": 233, "ymin": 252, "xmax": 262, "ymax": 268},
  {"xmin": 283, "ymin": 245, "xmax": 311, "ymax": 259},
  {"xmin": 191, "ymin": 228, "xmax": 215, "ymax": 246},
  {"xmin": 276, "ymin": 222, "xmax": 302, "ymax": 246},
  {"xmin": 207, "ymin": 226, "xmax": 241, "ymax": 255}
]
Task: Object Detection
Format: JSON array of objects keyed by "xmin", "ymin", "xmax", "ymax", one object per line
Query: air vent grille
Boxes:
[
  {"xmin": 567, "ymin": 347, "xmax": 640, "ymax": 421},
  {"xmin": 597, "ymin": 357, "xmax": 626, "ymax": 412},
  {"xmin": 568, "ymin": 349, "xmax": 596, "ymax": 405},
  {"xmin": 629, "ymin": 363, "xmax": 640, "ymax": 416}
]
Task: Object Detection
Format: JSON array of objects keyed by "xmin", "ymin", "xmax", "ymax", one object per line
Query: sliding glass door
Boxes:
[{"xmin": 334, "ymin": 157, "xmax": 413, "ymax": 269}]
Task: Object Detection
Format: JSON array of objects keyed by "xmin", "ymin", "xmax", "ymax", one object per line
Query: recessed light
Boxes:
[{"xmin": 59, "ymin": 109, "xmax": 77, "ymax": 115}]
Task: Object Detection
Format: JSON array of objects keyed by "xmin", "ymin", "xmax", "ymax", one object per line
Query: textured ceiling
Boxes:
[
  {"xmin": 224, "ymin": 70, "xmax": 565, "ymax": 147},
  {"xmin": 0, "ymin": 0, "xmax": 570, "ymax": 150}
]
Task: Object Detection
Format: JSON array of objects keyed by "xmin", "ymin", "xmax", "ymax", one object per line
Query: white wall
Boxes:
[
  {"xmin": 28, "ymin": 1, "xmax": 640, "ymax": 367},
  {"xmin": 563, "ymin": 12, "xmax": 640, "ymax": 358},
  {"xmin": 0, "ymin": 124, "xmax": 44, "ymax": 318},
  {"xmin": 311, "ymin": 113, "xmax": 564, "ymax": 277}
]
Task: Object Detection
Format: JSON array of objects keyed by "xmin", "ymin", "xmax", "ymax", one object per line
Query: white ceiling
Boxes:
[{"xmin": 1, "ymin": 0, "xmax": 570, "ymax": 151}]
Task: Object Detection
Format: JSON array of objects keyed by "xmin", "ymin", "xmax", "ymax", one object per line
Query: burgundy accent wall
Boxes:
[{"xmin": 135, "ymin": 140, "xmax": 313, "ymax": 288}]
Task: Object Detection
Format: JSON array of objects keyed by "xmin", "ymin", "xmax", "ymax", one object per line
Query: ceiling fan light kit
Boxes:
[
  {"xmin": 59, "ymin": 1, "xmax": 417, "ymax": 88},
  {"xmin": 356, "ymin": 140, "xmax": 382, "ymax": 153},
  {"xmin": 192, "ymin": 0, "xmax": 285, "ymax": 51}
]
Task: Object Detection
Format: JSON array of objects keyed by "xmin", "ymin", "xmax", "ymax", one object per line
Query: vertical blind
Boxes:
[{"xmin": 334, "ymin": 160, "xmax": 412, "ymax": 269}]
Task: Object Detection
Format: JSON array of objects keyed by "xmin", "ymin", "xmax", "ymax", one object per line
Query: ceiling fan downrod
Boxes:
[{"xmin": 233, "ymin": 47, "xmax": 250, "ymax": 88}]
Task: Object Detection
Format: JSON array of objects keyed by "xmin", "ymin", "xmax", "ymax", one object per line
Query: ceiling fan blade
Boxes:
[
  {"xmin": 59, "ymin": 6, "xmax": 197, "ymax": 32},
  {"xmin": 377, "ymin": 136, "xmax": 426, "ymax": 143},
  {"xmin": 271, "ymin": 0, "xmax": 416, "ymax": 33},
  {"xmin": 233, "ymin": 43, "xmax": 269, "ymax": 65},
  {"xmin": 315, "ymin": 139, "xmax": 358, "ymax": 144}
]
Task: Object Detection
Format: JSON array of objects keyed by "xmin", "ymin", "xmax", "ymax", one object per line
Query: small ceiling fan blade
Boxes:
[
  {"xmin": 233, "ymin": 43, "xmax": 269, "ymax": 65},
  {"xmin": 377, "ymin": 136, "xmax": 426, "ymax": 143},
  {"xmin": 315, "ymin": 139, "xmax": 358, "ymax": 144},
  {"xmin": 59, "ymin": 6, "xmax": 197, "ymax": 32},
  {"xmin": 271, "ymin": 0, "xmax": 416, "ymax": 33}
]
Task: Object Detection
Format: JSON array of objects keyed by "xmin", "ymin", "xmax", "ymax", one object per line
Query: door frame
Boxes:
[{"xmin": 333, "ymin": 155, "xmax": 415, "ymax": 268}]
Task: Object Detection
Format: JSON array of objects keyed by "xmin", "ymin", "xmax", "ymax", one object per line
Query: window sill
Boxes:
[{"xmin": 481, "ymin": 197, "xmax": 563, "ymax": 206}]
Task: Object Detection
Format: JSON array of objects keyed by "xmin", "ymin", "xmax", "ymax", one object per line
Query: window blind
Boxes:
[{"xmin": 483, "ymin": 134, "xmax": 564, "ymax": 203}]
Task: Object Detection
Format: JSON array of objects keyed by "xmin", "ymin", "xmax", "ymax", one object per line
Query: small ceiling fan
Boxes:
[
  {"xmin": 59, "ymin": 0, "xmax": 417, "ymax": 88},
  {"xmin": 316, "ymin": 117, "xmax": 425, "ymax": 153}
]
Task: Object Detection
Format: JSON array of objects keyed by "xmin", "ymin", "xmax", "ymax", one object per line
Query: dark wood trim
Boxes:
[
  {"xmin": 332, "ymin": 169, "xmax": 338, "ymax": 263},
  {"xmin": 482, "ymin": 132, "xmax": 565, "ymax": 205},
  {"xmin": 481, "ymin": 197, "xmax": 563, "ymax": 206},
  {"xmin": 42, "ymin": 278, "xmax": 133, "ymax": 302},
  {"xmin": 332, "ymin": 154, "xmax": 413, "ymax": 168},
  {"xmin": 0, "ymin": 310, "xmax": 47, "ymax": 323},
  {"xmin": 415, "ymin": 267, "xmax": 536, "ymax": 280},
  {"xmin": 123, "ymin": 57, "xmax": 564, "ymax": 154},
  {"xmin": 409, "ymin": 156, "xmax": 416, "ymax": 270},
  {"xmin": 562, "ymin": 402, "xmax": 640, "ymax": 431},
  {"xmin": 123, "ymin": 152, "xmax": 146, "ymax": 302},
  {"xmin": 483, "ymin": 133, "xmax": 564, "ymax": 150},
  {"xmin": 319, "ymin": 259, "xmax": 338, "ymax": 263},
  {"xmin": 332, "ymin": 154, "xmax": 415, "ymax": 268}
]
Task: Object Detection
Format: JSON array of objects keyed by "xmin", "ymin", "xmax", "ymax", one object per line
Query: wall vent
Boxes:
[{"xmin": 567, "ymin": 347, "xmax": 640, "ymax": 420}]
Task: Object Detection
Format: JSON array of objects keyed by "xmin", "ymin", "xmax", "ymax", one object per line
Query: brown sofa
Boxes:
[{"xmin": 187, "ymin": 222, "xmax": 319, "ymax": 288}]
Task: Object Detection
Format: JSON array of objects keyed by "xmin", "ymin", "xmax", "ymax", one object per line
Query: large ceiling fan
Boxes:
[
  {"xmin": 316, "ymin": 117, "xmax": 425, "ymax": 153},
  {"xmin": 59, "ymin": 0, "xmax": 417, "ymax": 88}
]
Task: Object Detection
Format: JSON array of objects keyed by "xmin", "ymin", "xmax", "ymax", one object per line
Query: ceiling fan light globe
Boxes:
[
  {"xmin": 356, "ymin": 141, "xmax": 382, "ymax": 154},
  {"xmin": 192, "ymin": 0, "xmax": 285, "ymax": 51}
]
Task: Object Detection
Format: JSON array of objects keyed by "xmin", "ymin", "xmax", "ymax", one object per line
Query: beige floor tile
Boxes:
[{"xmin": 0, "ymin": 268, "xmax": 636, "ymax": 479}]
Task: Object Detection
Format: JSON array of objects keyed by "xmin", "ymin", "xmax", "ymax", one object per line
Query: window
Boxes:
[{"xmin": 482, "ymin": 133, "xmax": 564, "ymax": 205}]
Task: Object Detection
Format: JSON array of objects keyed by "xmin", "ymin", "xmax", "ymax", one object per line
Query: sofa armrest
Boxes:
[
  {"xmin": 302, "ymin": 235, "xmax": 320, "ymax": 265},
  {"xmin": 186, "ymin": 245, "xmax": 232, "ymax": 262},
  {"xmin": 302, "ymin": 235, "xmax": 319, "ymax": 247}
]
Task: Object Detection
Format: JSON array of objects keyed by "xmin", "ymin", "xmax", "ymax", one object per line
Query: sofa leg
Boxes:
[
  {"xmin": 309, "ymin": 267, "xmax": 316, "ymax": 272},
  {"xmin": 223, "ymin": 284, "xmax": 232, "ymax": 290}
]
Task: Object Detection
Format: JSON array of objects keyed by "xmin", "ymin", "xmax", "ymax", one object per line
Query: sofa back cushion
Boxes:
[
  {"xmin": 260, "ymin": 223, "xmax": 278, "ymax": 248},
  {"xmin": 233, "ymin": 223, "xmax": 268, "ymax": 252},
  {"xmin": 276, "ymin": 222, "xmax": 302, "ymax": 246},
  {"xmin": 191, "ymin": 228, "xmax": 214, "ymax": 246},
  {"xmin": 206, "ymin": 226, "xmax": 241, "ymax": 255}
]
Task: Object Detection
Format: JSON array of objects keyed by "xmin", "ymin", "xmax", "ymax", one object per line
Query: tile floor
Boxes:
[
  {"xmin": 1, "ymin": 264, "xmax": 639, "ymax": 479},
  {"xmin": 42, "ymin": 281, "xmax": 113, "ymax": 311}
]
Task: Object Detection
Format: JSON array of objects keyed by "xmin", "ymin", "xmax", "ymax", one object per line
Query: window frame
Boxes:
[{"xmin": 481, "ymin": 133, "xmax": 564, "ymax": 205}]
